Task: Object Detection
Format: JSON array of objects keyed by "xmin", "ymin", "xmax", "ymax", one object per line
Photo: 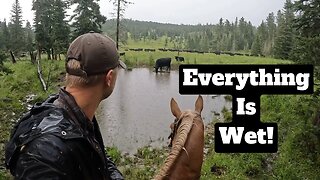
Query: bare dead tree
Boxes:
[
  {"xmin": 110, "ymin": 0, "xmax": 132, "ymax": 49},
  {"xmin": 37, "ymin": 58, "xmax": 47, "ymax": 91}
]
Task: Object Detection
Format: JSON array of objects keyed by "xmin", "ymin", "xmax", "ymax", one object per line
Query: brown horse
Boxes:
[{"xmin": 154, "ymin": 96, "xmax": 204, "ymax": 180}]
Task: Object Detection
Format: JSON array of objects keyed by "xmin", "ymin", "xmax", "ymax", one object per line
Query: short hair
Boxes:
[{"xmin": 65, "ymin": 59, "xmax": 104, "ymax": 88}]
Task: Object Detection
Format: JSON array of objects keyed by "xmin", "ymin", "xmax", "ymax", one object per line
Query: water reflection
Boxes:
[{"xmin": 96, "ymin": 68, "xmax": 230, "ymax": 154}]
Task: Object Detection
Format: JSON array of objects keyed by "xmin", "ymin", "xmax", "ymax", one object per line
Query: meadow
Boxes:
[
  {"xmin": 120, "ymin": 50, "xmax": 292, "ymax": 69},
  {"xmin": 117, "ymin": 36, "xmax": 292, "ymax": 68}
]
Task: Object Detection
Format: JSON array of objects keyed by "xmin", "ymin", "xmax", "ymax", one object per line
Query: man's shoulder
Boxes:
[
  {"xmin": 11, "ymin": 103, "xmax": 81, "ymax": 142},
  {"xmin": 5, "ymin": 101, "xmax": 84, "ymax": 169},
  {"xmin": 11, "ymin": 98, "xmax": 82, "ymax": 138}
]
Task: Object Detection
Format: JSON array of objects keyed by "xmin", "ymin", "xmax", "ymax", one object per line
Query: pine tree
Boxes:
[
  {"xmin": 224, "ymin": 20, "xmax": 232, "ymax": 51},
  {"xmin": 32, "ymin": 0, "xmax": 55, "ymax": 60},
  {"xmin": 0, "ymin": 20, "xmax": 11, "ymax": 51},
  {"xmin": 70, "ymin": 0, "xmax": 106, "ymax": 38},
  {"xmin": 0, "ymin": 21, "xmax": 12, "ymax": 73},
  {"xmin": 33, "ymin": 0, "xmax": 70, "ymax": 60},
  {"xmin": 25, "ymin": 21, "xmax": 35, "ymax": 63},
  {"xmin": 265, "ymin": 12, "xmax": 276, "ymax": 55},
  {"xmin": 10, "ymin": 0, "xmax": 24, "ymax": 56},
  {"xmin": 25, "ymin": 21, "xmax": 33, "ymax": 50},
  {"xmin": 251, "ymin": 25, "xmax": 263, "ymax": 56},
  {"xmin": 248, "ymin": 22, "xmax": 255, "ymax": 51},
  {"xmin": 291, "ymin": 0, "xmax": 320, "ymax": 72},
  {"xmin": 216, "ymin": 18, "xmax": 224, "ymax": 50},
  {"xmin": 52, "ymin": 0, "xmax": 70, "ymax": 60},
  {"xmin": 258, "ymin": 21, "xmax": 268, "ymax": 56},
  {"xmin": 273, "ymin": 0, "xmax": 295, "ymax": 59},
  {"xmin": 237, "ymin": 17, "xmax": 246, "ymax": 50}
]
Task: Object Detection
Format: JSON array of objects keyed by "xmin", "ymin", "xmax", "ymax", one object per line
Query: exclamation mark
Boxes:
[{"xmin": 267, "ymin": 127, "xmax": 273, "ymax": 144}]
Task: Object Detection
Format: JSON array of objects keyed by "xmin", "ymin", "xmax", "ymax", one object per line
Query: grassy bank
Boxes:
[
  {"xmin": 200, "ymin": 95, "xmax": 320, "ymax": 179},
  {"xmin": 120, "ymin": 51, "xmax": 292, "ymax": 69},
  {"xmin": 0, "ymin": 54, "xmax": 318, "ymax": 179},
  {"xmin": 119, "ymin": 36, "xmax": 291, "ymax": 68}
]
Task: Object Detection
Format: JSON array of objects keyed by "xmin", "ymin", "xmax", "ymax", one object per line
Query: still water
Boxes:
[{"xmin": 96, "ymin": 68, "xmax": 230, "ymax": 154}]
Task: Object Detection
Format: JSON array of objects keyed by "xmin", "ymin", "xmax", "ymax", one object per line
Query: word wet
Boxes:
[{"xmin": 219, "ymin": 127, "xmax": 274, "ymax": 145}]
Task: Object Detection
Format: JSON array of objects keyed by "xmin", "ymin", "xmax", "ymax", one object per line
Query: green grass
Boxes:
[
  {"xmin": 200, "ymin": 95, "xmax": 320, "ymax": 179},
  {"xmin": 1, "ymin": 60, "xmax": 63, "ymax": 95},
  {"xmin": 0, "ymin": 59, "xmax": 65, "ymax": 179},
  {"xmin": 117, "ymin": 36, "xmax": 292, "ymax": 68},
  {"xmin": 119, "ymin": 51, "xmax": 291, "ymax": 69},
  {"xmin": 106, "ymin": 146, "xmax": 167, "ymax": 180}
]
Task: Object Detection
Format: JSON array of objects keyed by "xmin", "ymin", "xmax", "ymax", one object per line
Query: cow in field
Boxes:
[
  {"xmin": 214, "ymin": 51, "xmax": 221, "ymax": 55},
  {"xmin": 154, "ymin": 58, "xmax": 171, "ymax": 73},
  {"xmin": 174, "ymin": 56, "xmax": 184, "ymax": 62}
]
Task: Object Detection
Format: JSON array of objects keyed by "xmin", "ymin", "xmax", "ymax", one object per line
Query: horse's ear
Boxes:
[
  {"xmin": 195, "ymin": 95, "xmax": 203, "ymax": 113},
  {"xmin": 170, "ymin": 98, "xmax": 181, "ymax": 118}
]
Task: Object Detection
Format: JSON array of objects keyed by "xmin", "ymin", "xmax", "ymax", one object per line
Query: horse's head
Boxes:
[
  {"xmin": 155, "ymin": 95, "xmax": 205, "ymax": 179},
  {"xmin": 168, "ymin": 95, "xmax": 203, "ymax": 147}
]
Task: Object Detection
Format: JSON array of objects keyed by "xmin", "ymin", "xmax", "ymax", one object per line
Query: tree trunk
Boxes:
[
  {"xmin": 47, "ymin": 50, "xmax": 51, "ymax": 60},
  {"xmin": 29, "ymin": 51, "xmax": 36, "ymax": 64},
  {"xmin": 37, "ymin": 47, "xmax": 42, "ymax": 60},
  {"xmin": 10, "ymin": 51, "xmax": 16, "ymax": 64},
  {"xmin": 37, "ymin": 58, "xmax": 47, "ymax": 91},
  {"xmin": 116, "ymin": 0, "xmax": 120, "ymax": 49},
  {"xmin": 51, "ymin": 48, "xmax": 55, "ymax": 60}
]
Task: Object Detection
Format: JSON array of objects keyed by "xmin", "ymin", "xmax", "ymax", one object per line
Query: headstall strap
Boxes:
[
  {"xmin": 168, "ymin": 112, "xmax": 201, "ymax": 147},
  {"xmin": 168, "ymin": 115, "xmax": 183, "ymax": 147}
]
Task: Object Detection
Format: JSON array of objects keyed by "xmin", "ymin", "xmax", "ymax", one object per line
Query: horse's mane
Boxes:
[{"xmin": 154, "ymin": 110, "xmax": 199, "ymax": 180}]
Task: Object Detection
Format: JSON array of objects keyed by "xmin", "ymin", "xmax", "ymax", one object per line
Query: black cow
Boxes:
[
  {"xmin": 214, "ymin": 51, "xmax": 221, "ymax": 55},
  {"xmin": 175, "ymin": 56, "xmax": 184, "ymax": 62},
  {"xmin": 119, "ymin": 52, "xmax": 125, "ymax": 56},
  {"xmin": 154, "ymin": 58, "xmax": 171, "ymax": 73}
]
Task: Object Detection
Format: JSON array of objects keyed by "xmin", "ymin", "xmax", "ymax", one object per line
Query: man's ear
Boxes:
[{"xmin": 105, "ymin": 69, "xmax": 114, "ymax": 87}]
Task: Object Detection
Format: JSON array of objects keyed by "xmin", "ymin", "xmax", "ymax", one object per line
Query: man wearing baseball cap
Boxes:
[{"xmin": 5, "ymin": 32, "xmax": 126, "ymax": 179}]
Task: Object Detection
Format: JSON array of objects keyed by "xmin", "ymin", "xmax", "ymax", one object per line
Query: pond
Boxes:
[{"xmin": 96, "ymin": 68, "xmax": 230, "ymax": 154}]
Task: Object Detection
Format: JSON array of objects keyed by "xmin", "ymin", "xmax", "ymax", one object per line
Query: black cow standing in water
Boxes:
[{"xmin": 154, "ymin": 58, "xmax": 171, "ymax": 73}]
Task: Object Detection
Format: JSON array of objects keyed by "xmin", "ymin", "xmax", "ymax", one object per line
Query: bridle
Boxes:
[
  {"xmin": 168, "ymin": 117, "xmax": 182, "ymax": 147},
  {"xmin": 168, "ymin": 111, "xmax": 201, "ymax": 147}
]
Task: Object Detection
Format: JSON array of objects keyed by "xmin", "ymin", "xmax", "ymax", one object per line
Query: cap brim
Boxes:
[{"xmin": 119, "ymin": 60, "xmax": 127, "ymax": 69}]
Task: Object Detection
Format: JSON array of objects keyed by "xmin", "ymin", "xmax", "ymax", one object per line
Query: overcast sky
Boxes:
[{"xmin": 0, "ymin": 0, "xmax": 286, "ymax": 26}]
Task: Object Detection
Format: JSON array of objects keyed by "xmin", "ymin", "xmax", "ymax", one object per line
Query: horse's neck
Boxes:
[
  {"xmin": 171, "ymin": 114, "xmax": 204, "ymax": 179},
  {"xmin": 154, "ymin": 112, "xmax": 197, "ymax": 179}
]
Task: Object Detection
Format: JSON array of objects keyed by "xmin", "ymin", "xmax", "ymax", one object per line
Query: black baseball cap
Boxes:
[{"xmin": 66, "ymin": 31, "xmax": 126, "ymax": 77}]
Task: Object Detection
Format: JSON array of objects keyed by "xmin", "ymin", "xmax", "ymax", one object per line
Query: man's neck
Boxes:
[{"xmin": 65, "ymin": 86, "xmax": 102, "ymax": 121}]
